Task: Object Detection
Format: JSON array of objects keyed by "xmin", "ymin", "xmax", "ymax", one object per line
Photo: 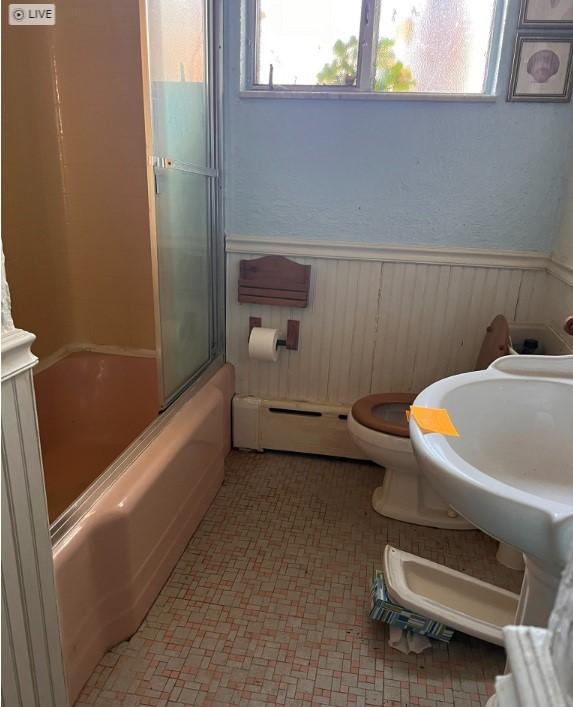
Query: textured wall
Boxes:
[
  {"xmin": 224, "ymin": 0, "xmax": 573, "ymax": 252},
  {"xmin": 553, "ymin": 160, "xmax": 573, "ymax": 267},
  {"xmin": 2, "ymin": 0, "xmax": 155, "ymax": 360}
]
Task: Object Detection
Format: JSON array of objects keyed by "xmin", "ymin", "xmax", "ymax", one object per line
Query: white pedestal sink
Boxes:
[{"xmin": 410, "ymin": 354, "xmax": 573, "ymax": 628}]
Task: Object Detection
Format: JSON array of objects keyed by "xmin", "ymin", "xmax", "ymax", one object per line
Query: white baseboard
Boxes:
[{"xmin": 232, "ymin": 395, "xmax": 367, "ymax": 460}]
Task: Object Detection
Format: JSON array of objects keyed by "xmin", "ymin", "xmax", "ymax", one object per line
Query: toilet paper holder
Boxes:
[{"xmin": 249, "ymin": 317, "xmax": 299, "ymax": 351}]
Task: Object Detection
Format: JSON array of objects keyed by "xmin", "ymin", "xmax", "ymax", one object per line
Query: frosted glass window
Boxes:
[
  {"xmin": 155, "ymin": 170, "xmax": 211, "ymax": 400},
  {"xmin": 374, "ymin": 1, "xmax": 497, "ymax": 93},
  {"xmin": 148, "ymin": 0, "xmax": 208, "ymax": 166},
  {"xmin": 256, "ymin": 0, "xmax": 363, "ymax": 86},
  {"xmin": 252, "ymin": 0, "xmax": 500, "ymax": 95}
]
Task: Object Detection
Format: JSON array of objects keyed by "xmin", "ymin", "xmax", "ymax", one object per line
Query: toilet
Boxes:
[{"xmin": 348, "ymin": 315, "xmax": 510, "ymax": 530}]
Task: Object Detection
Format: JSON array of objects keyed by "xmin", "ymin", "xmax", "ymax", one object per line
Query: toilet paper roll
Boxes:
[{"xmin": 248, "ymin": 327, "xmax": 280, "ymax": 362}]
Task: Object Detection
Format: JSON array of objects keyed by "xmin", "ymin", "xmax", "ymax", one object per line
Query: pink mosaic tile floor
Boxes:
[{"xmin": 76, "ymin": 451, "xmax": 523, "ymax": 707}]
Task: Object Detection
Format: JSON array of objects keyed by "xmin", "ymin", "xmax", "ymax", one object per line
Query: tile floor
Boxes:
[{"xmin": 76, "ymin": 451, "xmax": 523, "ymax": 707}]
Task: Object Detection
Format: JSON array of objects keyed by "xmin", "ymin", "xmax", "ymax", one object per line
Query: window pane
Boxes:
[
  {"xmin": 256, "ymin": 0, "xmax": 363, "ymax": 86},
  {"xmin": 374, "ymin": 0, "xmax": 497, "ymax": 93}
]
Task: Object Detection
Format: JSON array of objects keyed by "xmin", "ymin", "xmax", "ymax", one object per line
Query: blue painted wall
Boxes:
[{"xmin": 223, "ymin": 0, "xmax": 573, "ymax": 252}]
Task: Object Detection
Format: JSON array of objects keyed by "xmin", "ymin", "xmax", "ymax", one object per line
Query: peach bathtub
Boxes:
[
  {"xmin": 34, "ymin": 352, "xmax": 159, "ymax": 522},
  {"xmin": 52, "ymin": 362, "xmax": 234, "ymax": 703}
]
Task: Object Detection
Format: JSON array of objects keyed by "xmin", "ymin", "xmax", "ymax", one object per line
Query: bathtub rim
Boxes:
[{"xmin": 50, "ymin": 355, "xmax": 225, "ymax": 547}]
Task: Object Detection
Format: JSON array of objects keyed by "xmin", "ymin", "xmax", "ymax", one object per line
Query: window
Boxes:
[{"xmin": 248, "ymin": 0, "xmax": 503, "ymax": 97}]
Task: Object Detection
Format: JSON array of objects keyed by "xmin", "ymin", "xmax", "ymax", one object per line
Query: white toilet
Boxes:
[{"xmin": 348, "ymin": 315, "xmax": 510, "ymax": 530}]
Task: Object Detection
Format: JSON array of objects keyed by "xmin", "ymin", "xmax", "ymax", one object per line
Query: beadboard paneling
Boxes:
[
  {"xmin": 514, "ymin": 269, "xmax": 547, "ymax": 322},
  {"xmin": 1, "ymin": 330, "xmax": 69, "ymax": 707},
  {"xmin": 227, "ymin": 243, "xmax": 560, "ymax": 405},
  {"xmin": 545, "ymin": 270, "xmax": 573, "ymax": 333},
  {"xmin": 370, "ymin": 263, "xmax": 525, "ymax": 393}
]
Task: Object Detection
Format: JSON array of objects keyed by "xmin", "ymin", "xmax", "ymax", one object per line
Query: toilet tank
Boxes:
[{"xmin": 509, "ymin": 322, "xmax": 573, "ymax": 356}]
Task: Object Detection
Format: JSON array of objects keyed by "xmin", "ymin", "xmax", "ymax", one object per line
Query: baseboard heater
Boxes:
[{"xmin": 232, "ymin": 395, "xmax": 367, "ymax": 459}]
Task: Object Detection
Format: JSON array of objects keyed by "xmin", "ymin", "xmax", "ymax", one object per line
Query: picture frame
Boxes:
[
  {"xmin": 519, "ymin": 0, "xmax": 573, "ymax": 28},
  {"xmin": 507, "ymin": 33, "xmax": 573, "ymax": 101}
]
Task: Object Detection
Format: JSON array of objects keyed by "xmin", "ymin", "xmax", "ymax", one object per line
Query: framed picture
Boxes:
[
  {"xmin": 520, "ymin": 0, "xmax": 573, "ymax": 28},
  {"xmin": 508, "ymin": 34, "xmax": 573, "ymax": 101}
]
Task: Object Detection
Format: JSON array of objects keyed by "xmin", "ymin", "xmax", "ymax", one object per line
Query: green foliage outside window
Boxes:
[{"xmin": 317, "ymin": 36, "xmax": 415, "ymax": 92}]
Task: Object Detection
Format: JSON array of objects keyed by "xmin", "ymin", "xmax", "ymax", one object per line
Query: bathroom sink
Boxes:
[{"xmin": 410, "ymin": 354, "xmax": 573, "ymax": 624}]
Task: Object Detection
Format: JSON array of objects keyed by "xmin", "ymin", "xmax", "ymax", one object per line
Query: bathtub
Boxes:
[
  {"xmin": 34, "ymin": 352, "xmax": 159, "ymax": 522},
  {"xmin": 52, "ymin": 362, "xmax": 234, "ymax": 703}
]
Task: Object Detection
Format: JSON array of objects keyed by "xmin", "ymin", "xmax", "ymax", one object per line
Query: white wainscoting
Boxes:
[
  {"xmin": 546, "ymin": 261, "xmax": 573, "ymax": 334},
  {"xmin": 1, "ymin": 329, "xmax": 69, "ymax": 707},
  {"xmin": 226, "ymin": 236, "xmax": 570, "ymax": 406}
]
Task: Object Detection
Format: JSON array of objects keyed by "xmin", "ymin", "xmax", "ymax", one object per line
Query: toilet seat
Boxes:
[{"xmin": 351, "ymin": 392, "xmax": 416, "ymax": 438}]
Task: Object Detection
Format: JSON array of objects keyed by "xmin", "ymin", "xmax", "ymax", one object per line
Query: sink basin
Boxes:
[{"xmin": 410, "ymin": 355, "xmax": 573, "ymax": 580}]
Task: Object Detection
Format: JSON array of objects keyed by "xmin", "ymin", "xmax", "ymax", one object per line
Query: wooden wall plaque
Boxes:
[{"xmin": 238, "ymin": 255, "xmax": 311, "ymax": 308}]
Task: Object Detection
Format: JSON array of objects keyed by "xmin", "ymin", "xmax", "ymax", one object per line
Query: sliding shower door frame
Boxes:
[
  {"xmin": 49, "ymin": 1, "xmax": 225, "ymax": 543},
  {"xmin": 209, "ymin": 0, "xmax": 226, "ymax": 384},
  {"xmin": 141, "ymin": 0, "xmax": 225, "ymax": 411}
]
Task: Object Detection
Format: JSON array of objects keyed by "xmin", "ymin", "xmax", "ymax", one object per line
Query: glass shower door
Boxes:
[{"xmin": 144, "ymin": 0, "xmax": 220, "ymax": 406}]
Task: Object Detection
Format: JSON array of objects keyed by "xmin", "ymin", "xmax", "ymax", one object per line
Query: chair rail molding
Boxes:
[
  {"xmin": 226, "ymin": 235, "xmax": 550, "ymax": 270},
  {"xmin": 1, "ymin": 326, "xmax": 69, "ymax": 707},
  {"xmin": 548, "ymin": 255, "xmax": 573, "ymax": 288}
]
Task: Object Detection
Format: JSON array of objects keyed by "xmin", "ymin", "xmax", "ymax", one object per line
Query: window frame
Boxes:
[{"xmin": 242, "ymin": 0, "xmax": 506, "ymax": 101}]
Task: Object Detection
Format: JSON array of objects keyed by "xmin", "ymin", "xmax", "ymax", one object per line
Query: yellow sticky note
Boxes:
[{"xmin": 409, "ymin": 406, "xmax": 459, "ymax": 437}]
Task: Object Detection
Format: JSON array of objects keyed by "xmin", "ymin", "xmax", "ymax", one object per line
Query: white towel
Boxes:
[{"xmin": 388, "ymin": 626, "xmax": 432, "ymax": 654}]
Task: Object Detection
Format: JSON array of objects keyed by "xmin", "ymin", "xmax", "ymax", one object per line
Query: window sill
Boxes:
[{"xmin": 239, "ymin": 89, "xmax": 498, "ymax": 103}]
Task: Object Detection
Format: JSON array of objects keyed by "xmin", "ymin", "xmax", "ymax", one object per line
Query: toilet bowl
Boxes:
[
  {"xmin": 348, "ymin": 396, "xmax": 473, "ymax": 529},
  {"xmin": 348, "ymin": 315, "xmax": 511, "ymax": 530}
]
